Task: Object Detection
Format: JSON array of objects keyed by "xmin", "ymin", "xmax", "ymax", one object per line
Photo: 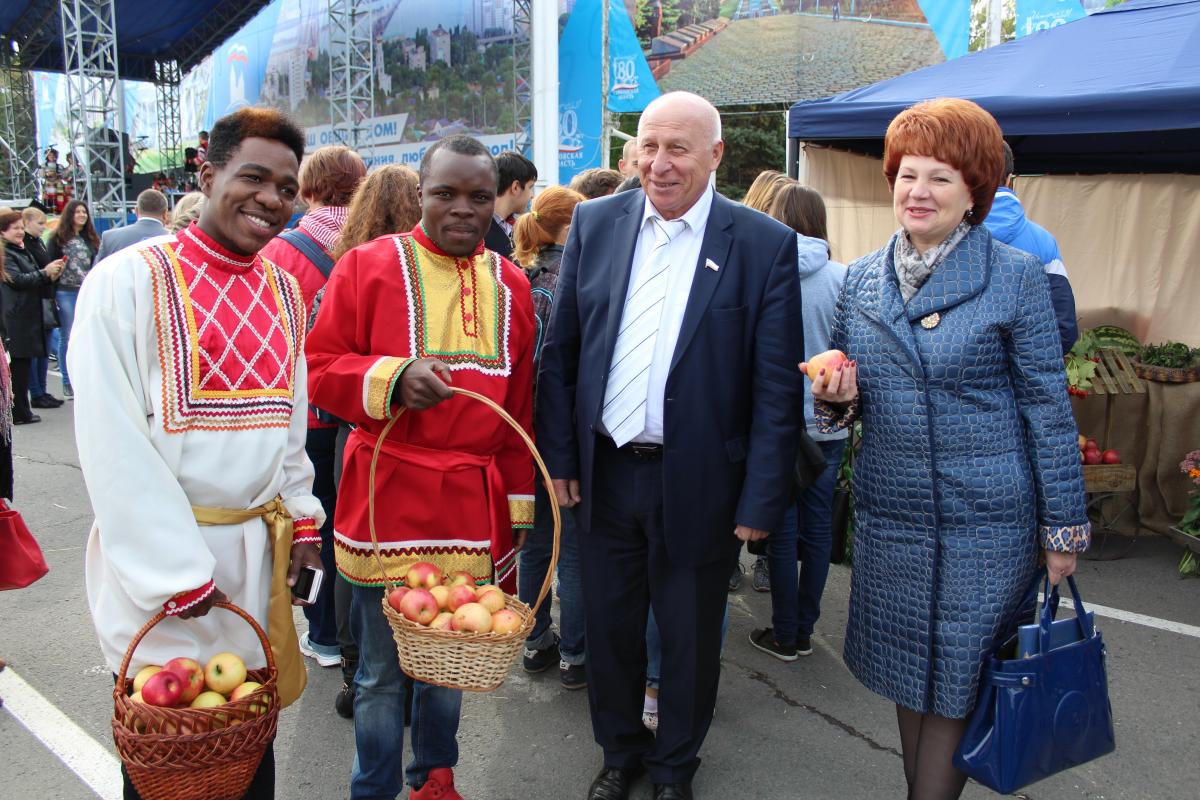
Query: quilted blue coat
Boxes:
[{"xmin": 827, "ymin": 224, "xmax": 1090, "ymax": 718}]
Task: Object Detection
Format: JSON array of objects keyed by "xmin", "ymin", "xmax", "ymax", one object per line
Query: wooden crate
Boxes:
[{"xmin": 1083, "ymin": 464, "xmax": 1136, "ymax": 494}]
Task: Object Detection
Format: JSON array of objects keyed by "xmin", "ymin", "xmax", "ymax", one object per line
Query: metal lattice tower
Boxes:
[
  {"xmin": 59, "ymin": 0, "xmax": 127, "ymax": 222},
  {"xmin": 512, "ymin": 0, "xmax": 533, "ymax": 156},
  {"xmin": 154, "ymin": 59, "xmax": 183, "ymax": 181},
  {"xmin": 328, "ymin": 0, "xmax": 374, "ymax": 153},
  {"xmin": 0, "ymin": 48, "xmax": 39, "ymax": 202}
]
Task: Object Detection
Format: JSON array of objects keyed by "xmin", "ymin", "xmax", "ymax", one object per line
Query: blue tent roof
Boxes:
[
  {"xmin": 1, "ymin": 1, "xmax": 274, "ymax": 82},
  {"xmin": 788, "ymin": 0, "xmax": 1200, "ymax": 173}
]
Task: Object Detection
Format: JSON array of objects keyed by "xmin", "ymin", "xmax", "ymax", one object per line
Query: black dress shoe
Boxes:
[
  {"xmin": 587, "ymin": 765, "xmax": 644, "ymax": 800},
  {"xmin": 13, "ymin": 414, "xmax": 41, "ymax": 425},
  {"xmin": 32, "ymin": 394, "xmax": 64, "ymax": 408},
  {"xmin": 653, "ymin": 782, "xmax": 694, "ymax": 800}
]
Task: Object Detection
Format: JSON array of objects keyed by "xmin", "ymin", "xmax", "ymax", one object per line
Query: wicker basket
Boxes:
[
  {"xmin": 367, "ymin": 387, "xmax": 560, "ymax": 692},
  {"xmin": 112, "ymin": 602, "xmax": 279, "ymax": 800},
  {"xmin": 1132, "ymin": 360, "xmax": 1200, "ymax": 384}
]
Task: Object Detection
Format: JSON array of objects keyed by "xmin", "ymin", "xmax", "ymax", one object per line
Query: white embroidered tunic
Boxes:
[{"xmin": 70, "ymin": 224, "xmax": 324, "ymax": 673}]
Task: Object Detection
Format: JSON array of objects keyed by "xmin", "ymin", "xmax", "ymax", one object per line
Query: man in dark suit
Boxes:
[
  {"xmin": 95, "ymin": 189, "xmax": 169, "ymax": 262},
  {"xmin": 537, "ymin": 91, "xmax": 803, "ymax": 800},
  {"xmin": 484, "ymin": 150, "xmax": 536, "ymax": 261}
]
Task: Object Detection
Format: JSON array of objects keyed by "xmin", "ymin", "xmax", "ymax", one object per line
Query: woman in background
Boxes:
[
  {"xmin": 46, "ymin": 200, "xmax": 98, "ymax": 399},
  {"xmin": 749, "ymin": 183, "xmax": 848, "ymax": 662},
  {"xmin": 511, "ymin": 186, "xmax": 588, "ymax": 689}
]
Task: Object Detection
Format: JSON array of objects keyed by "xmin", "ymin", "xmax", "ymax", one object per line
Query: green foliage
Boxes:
[{"xmin": 1139, "ymin": 342, "xmax": 1200, "ymax": 369}]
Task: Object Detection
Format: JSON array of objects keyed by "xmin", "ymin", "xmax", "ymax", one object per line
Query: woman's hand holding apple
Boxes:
[{"xmin": 800, "ymin": 352, "xmax": 859, "ymax": 404}]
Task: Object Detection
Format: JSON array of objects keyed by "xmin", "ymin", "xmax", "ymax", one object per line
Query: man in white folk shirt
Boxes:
[{"xmin": 70, "ymin": 107, "xmax": 324, "ymax": 800}]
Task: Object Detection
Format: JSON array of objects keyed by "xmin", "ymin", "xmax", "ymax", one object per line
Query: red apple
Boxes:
[
  {"xmin": 1101, "ymin": 449, "xmax": 1121, "ymax": 464},
  {"xmin": 430, "ymin": 611, "xmax": 454, "ymax": 630},
  {"xmin": 447, "ymin": 584, "xmax": 477, "ymax": 612},
  {"xmin": 476, "ymin": 587, "xmax": 506, "ymax": 614},
  {"xmin": 204, "ymin": 652, "xmax": 248, "ymax": 697},
  {"xmin": 491, "ymin": 608, "xmax": 523, "ymax": 635},
  {"xmin": 141, "ymin": 670, "xmax": 184, "ymax": 707},
  {"xmin": 387, "ymin": 586, "xmax": 410, "ymax": 613},
  {"xmin": 398, "ymin": 588, "xmax": 439, "ymax": 625},
  {"xmin": 451, "ymin": 602, "xmax": 493, "ymax": 633},
  {"xmin": 132, "ymin": 665, "xmax": 162, "ymax": 694},
  {"xmin": 405, "ymin": 562, "xmax": 444, "ymax": 590},
  {"xmin": 805, "ymin": 349, "xmax": 848, "ymax": 388},
  {"xmin": 429, "ymin": 585, "xmax": 451, "ymax": 610},
  {"xmin": 163, "ymin": 657, "xmax": 205, "ymax": 703},
  {"xmin": 446, "ymin": 571, "xmax": 475, "ymax": 588},
  {"xmin": 1083, "ymin": 449, "xmax": 1103, "ymax": 466},
  {"xmin": 1085, "ymin": 438, "xmax": 1099, "ymax": 452}
]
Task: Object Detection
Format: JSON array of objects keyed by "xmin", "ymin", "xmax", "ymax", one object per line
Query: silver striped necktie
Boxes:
[{"xmin": 601, "ymin": 217, "xmax": 687, "ymax": 447}]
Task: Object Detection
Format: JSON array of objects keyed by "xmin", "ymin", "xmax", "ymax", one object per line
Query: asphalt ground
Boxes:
[{"xmin": 2, "ymin": 375, "xmax": 1198, "ymax": 799}]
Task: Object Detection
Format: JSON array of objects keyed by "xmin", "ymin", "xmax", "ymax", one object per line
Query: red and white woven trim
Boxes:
[
  {"xmin": 292, "ymin": 516, "xmax": 321, "ymax": 546},
  {"xmin": 163, "ymin": 580, "xmax": 216, "ymax": 616}
]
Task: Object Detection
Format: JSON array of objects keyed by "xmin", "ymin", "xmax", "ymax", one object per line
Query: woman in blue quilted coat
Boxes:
[{"xmin": 808, "ymin": 99, "xmax": 1091, "ymax": 799}]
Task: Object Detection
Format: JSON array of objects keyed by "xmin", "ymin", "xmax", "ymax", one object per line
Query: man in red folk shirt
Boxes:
[{"xmin": 306, "ymin": 134, "xmax": 535, "ymax": 800}]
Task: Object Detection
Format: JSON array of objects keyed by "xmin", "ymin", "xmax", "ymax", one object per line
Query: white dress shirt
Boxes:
[{"xmin": 605, "ymin": 185, "xmax": 714, "ymax": 444}]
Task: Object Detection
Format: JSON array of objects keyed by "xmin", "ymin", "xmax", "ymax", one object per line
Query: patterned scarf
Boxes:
[{"xmin": 893, "ymin": 221, "xmax": 971, "ymax": 303}]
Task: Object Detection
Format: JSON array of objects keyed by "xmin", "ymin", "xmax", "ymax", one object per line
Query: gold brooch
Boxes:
[{"xmin": 921, "ymin": 312, "xmax": 941, "ymax": 330}]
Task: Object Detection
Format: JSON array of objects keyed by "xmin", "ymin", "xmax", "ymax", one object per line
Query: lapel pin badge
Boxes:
[
  {"xmin": 921, "ymin": 312, "xmax": 941, "ymax": 330},
  {"xmin": 705, "ymin": 258, "xmax": 720, "ymax": 272}
]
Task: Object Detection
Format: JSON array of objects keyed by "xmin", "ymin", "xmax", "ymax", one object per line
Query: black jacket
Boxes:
[
  {"xmin": 1, "ymin": 243, "xmax": 53, "ymax": 358},
  {"xmin": 484, "ymin": 217, "xmax": 514, "ymax": 261}
]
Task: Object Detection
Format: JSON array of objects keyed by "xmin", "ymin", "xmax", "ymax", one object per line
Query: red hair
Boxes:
[
  {"xmin": 883, "ymin": 98, "xmax": 1005, "ymax": 224},
  {"xmin": 512, "ymin": 186, "xmax": 584, "ymax": 267},
  {"xmin": 300, "ymin": 145, "xmax": 366, "ymax": 207}
]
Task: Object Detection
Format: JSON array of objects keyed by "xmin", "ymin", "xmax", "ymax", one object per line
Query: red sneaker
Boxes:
[{"xmin": 409, "ymin": 768, "xmax": 463, "ymax": 800}]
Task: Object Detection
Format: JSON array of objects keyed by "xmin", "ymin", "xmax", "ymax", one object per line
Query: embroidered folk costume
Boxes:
[
  {"xmin": 307, "ymin": 224, "xmax": 535, "ymax": 592},
  {"xmin": 70, "ymin": 223, "xmax": 324, "ymax": 675}
]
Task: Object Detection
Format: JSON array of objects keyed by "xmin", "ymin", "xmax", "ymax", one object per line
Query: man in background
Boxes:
[
  {"xmin": 983, "ymin": 141, "xmax": 1079, "ymax": 354},
  {"xmin": 618, "ymin": 138, "xmax": 639, "ymax": 178},
  {"xmin": 571, "ymin": 168, "xmax": 624, "ymax": 200},
  {"xmin": 486, "ymin": 150, "xmax": 537, "ymax": 261},
  {"xmin": 95, "ymin": 189, "xmax": 170, "ymax": 262}
]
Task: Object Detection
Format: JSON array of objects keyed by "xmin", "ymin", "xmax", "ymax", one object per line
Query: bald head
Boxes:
[
  {"xmin": 638, "ymin": 91, "xmax": 722, "ymax": 146},
  {"xmin": 635, "ymin": 91, "xmax": 724, "ymax": 220}
]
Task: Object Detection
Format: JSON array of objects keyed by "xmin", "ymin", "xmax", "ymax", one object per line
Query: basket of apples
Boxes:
[
  {"xmin": 367, "ymin": 388, "xmax": 560, "ymax": 692},
  {"xmin": 112, "ymin": 602, "xmax": 278, "ymax": 800}
]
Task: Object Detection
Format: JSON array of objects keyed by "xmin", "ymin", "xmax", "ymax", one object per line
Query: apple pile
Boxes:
[
  {"xmin": 129, "ymin": 652, "xmax": 269, "ymax": 716},
  {"xmin": 386, "ymin": 562, "xmax": 523, "ymax": 635},
  {"xmin": 1079, "ymin": 435, "xmax": 1121, "ymax": 466}
]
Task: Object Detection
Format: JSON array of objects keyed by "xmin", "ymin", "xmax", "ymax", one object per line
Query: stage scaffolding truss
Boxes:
[
  {"xmin": 58, "ymin": 0, "xmax": 127, "ymax": 222},
  {"xmin": 0, "ymin": 49, "xmax": 38, "ymax": 202},
  {"xmin": 328, "ymin": 0, "xmax": 374, "ymax": 152},
  {"xmin": 154, "ymin": 58, "xmax": 182, "ymax": 179},
  {"xmin": 512, "ymin": 0, "xmax": 532, "ymax": 156}
]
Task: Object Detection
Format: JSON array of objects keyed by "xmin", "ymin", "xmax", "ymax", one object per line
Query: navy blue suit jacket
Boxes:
[{"xmin": 536, "ymin": 188, "xmax": 804, "ymax": 566}]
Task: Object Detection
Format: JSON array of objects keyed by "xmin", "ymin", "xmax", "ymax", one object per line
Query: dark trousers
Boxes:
[
  {"xmin": 301, "ymin": 425, "xmax": 339, "ymax": 648},
  {"xmin": 334, "ymin": 423, "xmax": 359, "ymax": 681},
  {"xmin": 121, "ymin": 744, "xmax": 274, "ymax": 799},
  {"xmin": 580, "ymin": 437, "xmax": 737, "ymax": 784},
  {"xmin": 9, "ymin": 357, "xmax": 33, "ymax": 421}
]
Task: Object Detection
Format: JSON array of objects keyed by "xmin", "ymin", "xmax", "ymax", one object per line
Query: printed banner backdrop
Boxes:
[
  {"xmin": 558, "ymin": 0, "xmax": 660, "ymax": 182},
  {"xmin": 1016, "ymin": 0, "xmax": 1085, "ymax": 38},
  {"xmin": 204, "ymin": 0, "xmax": 285, "ymax": 127},
  {"xmin": 917, "ymin": 0, "xmax": 970, "ymax": 60}
]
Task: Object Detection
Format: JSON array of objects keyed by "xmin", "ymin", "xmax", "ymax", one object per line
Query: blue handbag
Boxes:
[{"xmin": 954, "ymin": 573, "xmax": 1116, "ymax": 794}]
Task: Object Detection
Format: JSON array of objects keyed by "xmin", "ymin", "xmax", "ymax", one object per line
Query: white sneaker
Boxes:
[{"xmin": 299, "ymin": 631, "xmax": 341, "ymax": 667}]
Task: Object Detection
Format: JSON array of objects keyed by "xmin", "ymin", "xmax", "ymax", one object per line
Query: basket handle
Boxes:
[
  {"xmin": 113, "ymin": 601, "xmax": 276, "ymax": 698},
  {"xmin": 367, "ymin": 386, "xmax": 561, "ymax": 618}
]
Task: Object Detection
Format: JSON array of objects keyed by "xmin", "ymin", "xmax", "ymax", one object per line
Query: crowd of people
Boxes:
[{"xmin": 0, "ymin": 89, "xmax": 1093, "ymax": 800}]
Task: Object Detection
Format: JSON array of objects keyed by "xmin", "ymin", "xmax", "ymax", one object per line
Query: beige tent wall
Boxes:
[{"xmin": 803, "ymin": 145, "xmax": 1200, "ymax": 345}]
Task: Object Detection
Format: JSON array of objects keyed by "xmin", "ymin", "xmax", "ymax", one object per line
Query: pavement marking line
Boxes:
[
  {"xmin": 0, "ymin": 667, "xmax": 122, "ymax": 800},
  {"xmin": 1039, "ymin": 595, "xmax": 1200, "ymax": 639}
]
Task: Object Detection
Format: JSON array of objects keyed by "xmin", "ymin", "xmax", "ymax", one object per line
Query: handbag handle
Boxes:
[{"xmin": 1039, "ymin": 574, "xmax": 1094, "ymax": 653}]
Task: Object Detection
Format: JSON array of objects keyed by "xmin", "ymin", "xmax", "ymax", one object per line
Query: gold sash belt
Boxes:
[{"xmin": 192, "ymin": 496, "xmax": 307, "ymax": 708}]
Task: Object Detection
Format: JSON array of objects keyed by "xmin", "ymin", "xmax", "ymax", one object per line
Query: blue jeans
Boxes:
[
  {"xmin": 767, "ymin": 438, "xmax": 846, "ymax": 644},
  {"xmin": 301, "ymin": 427, "xmax": 339, "ymax": 650},
  {"xmin": 55, "ymin": 290, "xmax": 78, "ymax": 390},
  {"xmin": 518, "ymin": 479, "xmax": 584, "ymax": 664},
  {"xmin": 350, "ymin": 585, "xmax": 461, "ymax": 799},
  {"xmin": 645, "ymin": 604, "xmax": 729, "ymax": 690}
]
